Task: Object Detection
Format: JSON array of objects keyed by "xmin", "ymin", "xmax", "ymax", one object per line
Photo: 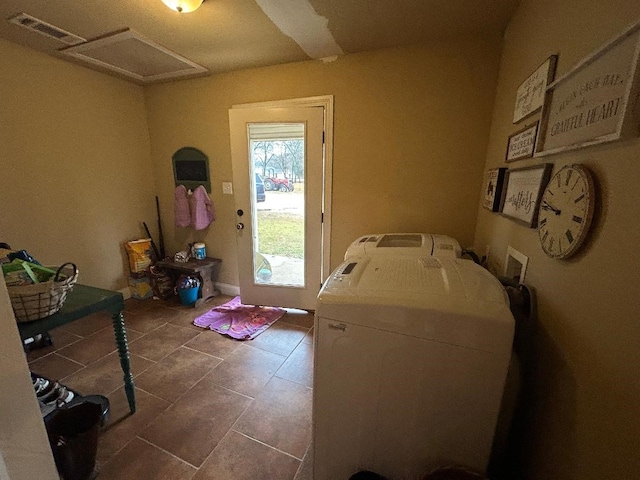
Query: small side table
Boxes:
[
  {"xmin": 18, "ymin": 284, "xmax": 136, "ymax": 413},
  {"xmin": 155, "ymin": 257, "xmax": 222, "ymax": 308}
]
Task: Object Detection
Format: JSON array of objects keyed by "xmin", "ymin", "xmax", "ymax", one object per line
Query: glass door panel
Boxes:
[{"xmin": 249, "ymin": 123, "xmax": 305, "ymax": 287}]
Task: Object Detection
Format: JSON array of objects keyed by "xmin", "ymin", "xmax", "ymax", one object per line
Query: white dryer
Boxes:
[
  {"xmin": 313, "ymin": 256, "xmax": 514, "ymax": 480},
  {"xmin": 344, "ymin": 233, "xmax": 462, "ymax": 261}
]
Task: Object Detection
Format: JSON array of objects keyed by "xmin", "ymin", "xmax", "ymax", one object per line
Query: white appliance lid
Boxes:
[
  {"xmin": 344, "ymin": 233, "xmax": 461, "ymax": 260},
  {"xmin": 317, "ymin": 256, "xmax": 514, "ymax": 353}
]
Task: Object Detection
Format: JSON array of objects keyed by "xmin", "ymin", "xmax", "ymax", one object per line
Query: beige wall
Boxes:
[
  {"xmin": 0, "ymin": 278, "xmax": 58, "ymax": 480},
  {"xmin": 0, "ymin": 39, "xmax": 156, "ymax": 290},
  {"xmin": 144, "ymin": 37, "xmax": 502, "ymax": 285},
  {"xmin": 474, "ymin": 0, "xmax": 640, "ymax": 478}
]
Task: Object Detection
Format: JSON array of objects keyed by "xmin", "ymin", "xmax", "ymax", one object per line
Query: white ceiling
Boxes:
[{"xmin": 0, "ymin": 0, "xmax": 520, "ymax": 84}]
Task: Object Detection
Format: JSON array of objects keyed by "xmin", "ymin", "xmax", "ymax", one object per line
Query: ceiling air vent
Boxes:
[
  {"xmin": 60, "ymin": 29, "xmax": 208, "ymax": 84},
  {"xmin": 8, "ymin": 13, "xmax": 86, "ymax": 46}
]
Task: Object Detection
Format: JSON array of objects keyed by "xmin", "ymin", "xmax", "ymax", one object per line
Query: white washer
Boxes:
[
  {"xmin": 313, "ymin": 256, "xmax": 514, "ymax": 480},
  {"xmin": 344, "ymin": 233, "xmax": 462, "ymax": 261}
]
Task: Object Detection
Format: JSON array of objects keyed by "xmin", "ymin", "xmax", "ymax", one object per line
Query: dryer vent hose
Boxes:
[{"xmin": 461, "ymin": 249, "xmax": 481, "ymax": 264}]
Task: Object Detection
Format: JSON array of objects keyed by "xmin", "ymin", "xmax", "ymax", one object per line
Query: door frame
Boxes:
[{"xmin": 230, "ymin": 95, "xmax": 334, "ymax": 283}]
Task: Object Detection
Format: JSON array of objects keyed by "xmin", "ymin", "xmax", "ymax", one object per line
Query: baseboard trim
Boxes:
[
  {"xmin": 123, "ymin": 284, "xmax": 238, "ymax": 300},
  {"xmin": 216, "ymin": 283, "xmax": 240, "ymax": 296}
]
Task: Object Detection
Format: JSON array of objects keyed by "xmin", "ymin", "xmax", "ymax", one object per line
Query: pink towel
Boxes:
[
  {"xmin": 193, "ymin": 296, "xmax": 285, "ymax": 340},
  {"xmin": 190, "ymin": 185, "xmax": 215, "ymax": 230},
  {"xmin": 174, "ymin": 185, "xmax": 191, "ymax": 228}
]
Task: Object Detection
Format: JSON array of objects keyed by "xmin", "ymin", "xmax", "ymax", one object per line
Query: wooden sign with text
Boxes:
[
  {"xmin": 513, "ymin": 56, "xmax": 558, "ymax": 123},
  {"xmin": 506, "ymin": 122, "xmax": 538, "ymax": 162},
  {"xmin": 536, "ymin": 21, "xmax": 640, "ymax": 156},
  {"xmin": 500, "ymin": 164, "xmax": 552, "ymax": 228},
  {"xmin": 483, "ymin": 168, "xmax": 506, "ymax": 212}
]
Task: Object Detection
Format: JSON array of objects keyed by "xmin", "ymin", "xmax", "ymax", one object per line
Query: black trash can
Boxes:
[{"xmin": 45, "ymin": 401, "xmax": 103, "ymax": 480}]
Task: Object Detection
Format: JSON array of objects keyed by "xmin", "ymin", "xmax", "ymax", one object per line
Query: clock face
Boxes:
[{"xmin": 538, "ymin": 164, "xmax": 595, "ymax": 259}]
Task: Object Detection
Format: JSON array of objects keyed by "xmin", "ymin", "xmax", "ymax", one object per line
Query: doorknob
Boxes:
[{"xmin": 236, "ymin": 223, "xmax": 244, "ymax": 230}]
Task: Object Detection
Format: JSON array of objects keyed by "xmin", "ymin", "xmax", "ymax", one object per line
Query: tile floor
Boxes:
[{"xmin": 27, "ymin": 295, "xmax": 315, "ymax": 480}]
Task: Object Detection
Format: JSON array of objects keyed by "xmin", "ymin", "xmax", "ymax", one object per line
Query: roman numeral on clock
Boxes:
[
  {"xmin": 565, "ymin": 169, "xmax": 573, "ymax": 186},
  {"xmin": 565, "ymin": 229, "xmax": 574, "ymax": 244},
  {"xmin": 572, "ymin": 178, "xmax": 580, "ymax": 191}
]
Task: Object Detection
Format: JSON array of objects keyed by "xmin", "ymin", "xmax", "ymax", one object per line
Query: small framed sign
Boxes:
[
  {"xmin": 506, "ymin": 122, "xmax": 538, "ymax": 162},
  {"xmin": 513, "ymin": 55, "xmax": 558, "ymax": 123},
  {"xmin": 482, "ymin": 168, "xmax": 507, "ymax": 212},
  {"xmin": 536, "ymin": 20, "xmax": 640, "ymax": 156},
  {"xmin": 500, "ymin": 164, "xmax": 553, "ymax": 228}
]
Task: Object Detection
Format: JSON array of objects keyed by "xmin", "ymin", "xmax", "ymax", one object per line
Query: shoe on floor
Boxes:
[
  {"xmin": 40, "ymin": 384, "xmax": 75, "ymax": 407},
  {"xmin": 33, "ymin": 376, "xmax": 51, "ymax": 395}
]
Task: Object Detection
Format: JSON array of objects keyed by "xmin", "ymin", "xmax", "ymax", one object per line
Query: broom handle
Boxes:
[
  {"xmin": 143, "ymin": 222, "xmax": 161, "ymax": 261},
  {"xmin": 156, "ymin": 196, "xmax": 166, "ymax": 259}
]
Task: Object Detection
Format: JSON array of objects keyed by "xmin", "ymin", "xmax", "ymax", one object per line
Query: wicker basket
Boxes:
[{"xmin": 8, "ymin": 263, "xmax": 78, "ymax": 322}]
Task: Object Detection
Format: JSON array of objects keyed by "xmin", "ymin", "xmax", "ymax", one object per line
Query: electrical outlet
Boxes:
[{"xmin": 222, "ymin": 182, "xmax": 233, "ymax": 195}]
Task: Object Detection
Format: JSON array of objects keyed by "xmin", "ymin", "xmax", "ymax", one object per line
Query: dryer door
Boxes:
[{"xmin": 313, "ymin": 317, "xmax": 506, "ymax": 479}]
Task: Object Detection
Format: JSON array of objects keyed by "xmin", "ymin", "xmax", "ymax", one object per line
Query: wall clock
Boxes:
[{"xmin": 538, "ymin": 164, "xmax": 595, "ymax": 259}]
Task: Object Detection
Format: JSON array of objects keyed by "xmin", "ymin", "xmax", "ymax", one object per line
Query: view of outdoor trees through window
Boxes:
[{"xmin": 249, "ymin": 123, "xmax": 305, "ymax": 286}]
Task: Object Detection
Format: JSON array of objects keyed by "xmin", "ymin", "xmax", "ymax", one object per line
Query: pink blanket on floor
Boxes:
[{"xmin": 193, "ymin": 296, "xmax": 285, "ymax": 340}]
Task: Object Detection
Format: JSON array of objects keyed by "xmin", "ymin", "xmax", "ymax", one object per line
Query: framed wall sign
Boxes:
[
  {"xmin": 536, "ymin": 20, "xmax": 640, "ymax": 156},
  {"xmin": 513, "ymin": 55, "xmax": 558, "ymax": 123},
  {"xmin": 500, "ymin": 164, "xmax": 553, "ymax": 228},
  {"xmin": 506, "ymin": 122, "xmax": 538, "ymax": 162},
  {"xmin": 482, "ymin": 168, "xmax": 507, "ymax": 212}
]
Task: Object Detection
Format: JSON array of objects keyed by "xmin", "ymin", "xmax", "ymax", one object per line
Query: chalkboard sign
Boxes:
[{"xmin": 172, "ymin": 147, "xmax": 211, "ymax": 193}]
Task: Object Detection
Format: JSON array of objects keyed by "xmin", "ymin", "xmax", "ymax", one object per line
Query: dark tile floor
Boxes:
[{"xmin": 27, "ymin": 295, "xmax": 314, "ymax": 480}]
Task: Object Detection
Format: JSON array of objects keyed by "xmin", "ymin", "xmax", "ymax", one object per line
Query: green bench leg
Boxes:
[{"xmin": 111, "ymin": 311, "xmax": 136, "ymax": 413}]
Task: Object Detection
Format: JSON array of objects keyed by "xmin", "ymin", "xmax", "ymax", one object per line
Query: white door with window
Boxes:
[{"xmin": 229, "ymin": 105, "xmax": 325, "ymax": 310}]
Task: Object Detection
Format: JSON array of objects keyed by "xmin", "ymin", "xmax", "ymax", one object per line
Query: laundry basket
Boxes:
[{"xmin": 8, "ymin": 263, "xmax": 78, "ymax": 322}]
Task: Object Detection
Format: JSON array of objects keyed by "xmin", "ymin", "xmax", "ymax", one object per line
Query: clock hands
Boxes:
[{"xmin": 541, "ymin": 200, "xmax": 561, "ymax": 215}]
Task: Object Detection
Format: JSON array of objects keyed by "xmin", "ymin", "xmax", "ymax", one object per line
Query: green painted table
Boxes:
[{"xmin": 17, "ymin": 284, "xmax": 136, "ymax": 413}]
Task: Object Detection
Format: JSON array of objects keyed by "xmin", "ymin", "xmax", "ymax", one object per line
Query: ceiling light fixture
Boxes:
[{"xmin": 161, "ymin": 0, "xmax": 204, "ymax": 13}]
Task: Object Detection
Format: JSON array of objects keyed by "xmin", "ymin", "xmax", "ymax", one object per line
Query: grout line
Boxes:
[
  {"xmin": 194, "ymin": 426, "xmax": 236, "ymax": 468},
  {"xmin": 50, "ymin": 352, "xmax": 86, "ymax": 367},
  {"xmin": 56, "ymin": 348, "xmax": 114, "ymax": 369},
  {"xmin": 27, "ymin": 350, "xmax": 57, "ymax": 364},
  {"xmin": 232, "ymin": 430, "xmax": 306, "ymax": 461},
  {"xmin": 273, "ymin": 372, "xmax": 313, "ymax": 390},
  {"xmin": 97, "ymin": 391, "xmax": 172, "ymax": 464},
  {"xmin": 180, "ymin": 345, "xmax": 224, "ymax": 362},
  {"xmin": 278, "ymin": 319, "xmax": 314, "ymax": 330},
  {"xmin": 126, "ymin": 320, "xmax": 170, "ymax": 339},
  {"xmin": 133, "ymin": 385, "xmax": 171, "ymax": 403},
  {"xmin": 293, "ymin": 442, "xmax": 312, "ymax": 479},
  {"xmin": 228, "ymin": 396, "xmax": 257, "ymax": 438},
  {"xmin": 213, "ymin": 382, "xmax": 256, "ymax": 401},
  {"xmin": 136, "ymin": 436, "xmax": 200, "ymax": 470},
  {"xmin": 242, "ymin": 341, "xmax": 288, "ymax": 358}
]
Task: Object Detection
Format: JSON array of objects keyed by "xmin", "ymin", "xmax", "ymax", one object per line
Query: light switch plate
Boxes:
[{"xmin": 222, "ymin": 182, "xmax": 233, "ymax": 195}]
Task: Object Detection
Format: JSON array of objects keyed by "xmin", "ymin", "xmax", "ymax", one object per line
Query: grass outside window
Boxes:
[{"xmin": 257, "ymin": 211, "xmax": 304, "ymax": 259}]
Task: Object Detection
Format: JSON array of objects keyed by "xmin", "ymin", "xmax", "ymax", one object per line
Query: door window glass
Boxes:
[{"xmin": 248, "ymin": 123, "xmax": 305, "ymax": 287}]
